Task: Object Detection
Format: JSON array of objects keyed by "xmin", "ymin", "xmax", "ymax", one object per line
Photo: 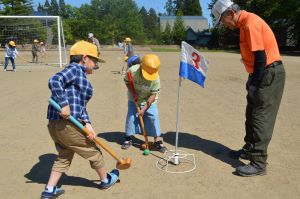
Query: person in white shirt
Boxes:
[{"xmin": 4, "ymin": 41, "xmax": 18, "ymax": 72}]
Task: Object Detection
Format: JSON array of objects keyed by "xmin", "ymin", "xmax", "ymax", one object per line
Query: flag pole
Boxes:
[{"xmin": 174, "ymin": 76, "xmax": 182, "ymax": 165}]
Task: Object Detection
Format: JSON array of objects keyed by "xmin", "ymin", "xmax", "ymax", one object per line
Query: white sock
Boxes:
[
  {"xmin": 45, "ymin": 186, "xmax": 54, "ymax": 193},
  {"xmin": 101, "ymin": 178, "xmax": 108, "ymax": 183}
]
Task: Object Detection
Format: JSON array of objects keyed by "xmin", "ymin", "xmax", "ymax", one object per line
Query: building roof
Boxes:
[{"xmin": 160, "ymin": 16, "xmax": 207, "ymax": 20}]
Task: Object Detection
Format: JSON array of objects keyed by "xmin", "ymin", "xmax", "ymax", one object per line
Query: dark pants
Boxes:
[
  {"xmin": 4, "ymin": 57, "xmax": 16, "ymax": 70},
  {"xmin": 32, "ymin": 52, "xmax": 38, "ymax": 63},
  {"xmin": 243, "ymin": 63, "xmax": 285, "ymax": 168}
]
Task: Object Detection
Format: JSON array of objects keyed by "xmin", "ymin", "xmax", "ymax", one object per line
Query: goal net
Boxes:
[{"xmin": 0, "ymin": 16, "xmax": 67, "ymax": 68}]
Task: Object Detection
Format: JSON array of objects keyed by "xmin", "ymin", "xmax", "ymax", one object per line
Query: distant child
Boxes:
[
  {"xmin": 121, "ymin": 54, "xmax": 167, "ymax": 153},
  {"xmin": 41, "ymin": 41, "xmax": 119, "ymax": 199},
  {"xmin": 39, "ymin": 41, "xmax": 46, "ymax": 59},
  {"xmin": 3, "ymin": 41, "xmax": 18, "ymax": 72},
  {"xmin": 124, "ymin": 37, "xmax": 134, "ymax": 58},
  {"xmin": 32, "ymin": 39, "xmax": 40, "ymax": 63}
]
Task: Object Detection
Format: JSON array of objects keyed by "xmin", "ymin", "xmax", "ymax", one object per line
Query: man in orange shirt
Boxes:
[{"xmin": 212, "ymin": 0, "xmax": 285, "ymax": 176}]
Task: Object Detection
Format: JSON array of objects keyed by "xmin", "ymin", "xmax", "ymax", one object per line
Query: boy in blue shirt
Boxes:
[{"xmin": 41, "ymin": 41, "xmax": 119, "ymax": 199}]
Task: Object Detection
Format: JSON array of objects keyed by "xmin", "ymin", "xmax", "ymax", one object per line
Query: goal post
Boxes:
[{"xmin": 0, "ymin": 15, "xmax": 67, "ymax": 68}]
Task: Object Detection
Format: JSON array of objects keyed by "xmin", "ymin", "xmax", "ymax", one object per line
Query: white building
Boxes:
[{"xmin": 160, "ymin": 16, "xmax": 208, "ymax": 32}]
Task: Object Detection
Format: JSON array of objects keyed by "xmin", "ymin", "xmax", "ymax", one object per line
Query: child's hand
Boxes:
[
  {"xmin": 85, "ymin": 123, "xmax": 96, "ymax": 141},
  {"xmin": 60, "ymin": 105, "xmax": 70, "ymax": 119},
  {"xmin": 138, "ymin": 107, "xmax": 146, "ymax": 117}
]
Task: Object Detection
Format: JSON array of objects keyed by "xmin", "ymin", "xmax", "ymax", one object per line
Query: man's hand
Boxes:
[
  {"xmin": 248, "ymin": 85, "xmax": 257, "ymax": 99},
  {"xmin": 60, "ymin": 105, "xmax": 70, "ymax": 119}
]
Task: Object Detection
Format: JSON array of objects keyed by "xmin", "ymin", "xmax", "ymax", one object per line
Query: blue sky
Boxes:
[{"xmin": 33, "ymin": 0, "xmax": 212, "ymax": 25}]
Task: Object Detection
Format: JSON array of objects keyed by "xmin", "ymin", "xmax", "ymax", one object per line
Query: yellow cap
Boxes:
[
  {"xmin": 70, "ymin": 40, "xmax": 99, "ymax": 60},
  {"xmin": 124, "ymin": 37, "xmax": 132, "ymax": 42},
  {"xmin": 141, "ymin": 54, "xmax": 160, "ymax": 81},
  {"xmin": 40, "ymin": 42, "xmax": 44, "ymax": 45},
  {"xmin": 123, "ymin": 56, "xmax": 129, "ymax": 62},
  {"xmin": 9, "ymin": 41, "xmax": 16, "ymax": 47},
  {"xmin": 34, "ymin": 39, "xmax": 39, "ymax": 43}
]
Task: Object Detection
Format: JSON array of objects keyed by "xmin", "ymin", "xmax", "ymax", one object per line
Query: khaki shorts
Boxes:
[{"xmin": 48, "ymin": 120, "xmax": 105, "ymax": 173}]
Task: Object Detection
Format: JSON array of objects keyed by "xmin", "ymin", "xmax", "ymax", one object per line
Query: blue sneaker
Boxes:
[
  {"xmin": 41, "ymin": 186, "xmax": 65, "ymax": 199},
  {"xmin": 99, "ymin": 169, "xmax": 120, "ymax": 190}
]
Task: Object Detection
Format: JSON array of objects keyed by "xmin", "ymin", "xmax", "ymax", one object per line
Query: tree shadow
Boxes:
[
  {"xmin": 24, "ymin": 154, "xmax": 99, "ymax": 188},
  {"xmin": 97, "ymin": 131, "xmax": 146, "ymax": 150},
  {"xmin": 163, "ymin": 131, "xmax": 244, "ymax": 168}
]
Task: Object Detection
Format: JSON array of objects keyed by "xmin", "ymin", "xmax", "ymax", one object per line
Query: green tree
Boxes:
[
  {"xmin": 37, "ymin": 2, "xmax": 43, "ymax": 13},
  {"xmin": 148, "ymin": 8, "xmax": 161, "ymax": 43},
  {"xmin": 59, "ymin": 0, "xmax": 67, "ymax": 18},
  {"xmin": 162, "ymin": 21, "xmax": 173, "ymax": 44},
  {"xmin": 44, "ymin": 0, "xmax": 50, "ymax": 10},
  {"xmin": 173, "ymin": 0, "xmax": 203, "ymax": 16},
  {"xmin": 175, "ymin": 0, "xmax": 184, "ymax": 14},
  {"xmin": 63, "ymin": 0, "xmax": 146, "ymax": 44},
  {"xmin": 164, "ymin": 0, "xmax": 176, "ymax": 15},
  {"xmin": 184, "ymin": 0, "xmax": 202, "ymax": 16},
  {"xmin": 49, "ymin": 0, "xmax": 59, "ymax": 15},
  {"xmin": 173, "ymin": 10, "xmax": 186, "ymax": 44},
  {"xmin": 0, "ymin": 0, "xmax": 33, "ymax": 15},
  {"xmin": 139, "ymin": 7, "xmax": 148, "ymax": 36}
]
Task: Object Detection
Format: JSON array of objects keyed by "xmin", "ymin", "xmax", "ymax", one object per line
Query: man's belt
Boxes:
[{"xmin": 266, "ymin": 61, "xmax": 282, "ymax": 69}]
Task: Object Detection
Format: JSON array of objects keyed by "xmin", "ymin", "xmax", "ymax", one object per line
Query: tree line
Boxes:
[
  {"xmin": 1, "ymin": 0, "xmax": 299, "ymax": 49},
  {"xmin": 0, "ymin": 0, "xmax": 202, "ymax": 45}
]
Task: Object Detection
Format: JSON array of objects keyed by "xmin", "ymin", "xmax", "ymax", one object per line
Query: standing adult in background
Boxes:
[
  {"xmin": 212, "ymin": 0, "xmax": 285, "ymax": 176},
  {"xmin": 124, "ymin": 37, "xmax": 134, "ymax": 58},
  {"xmin": 88, "ymin": 33, "xmax": 101, "ymax": 56},
  {"xmin": 32, "ymin": 39, "xmax": 40, "ymax": 64}
]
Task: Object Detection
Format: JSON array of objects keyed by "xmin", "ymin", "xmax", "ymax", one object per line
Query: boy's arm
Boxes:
[{"xmin": 48, "ymin": 67, "xmax": 77, "ymax": 108}]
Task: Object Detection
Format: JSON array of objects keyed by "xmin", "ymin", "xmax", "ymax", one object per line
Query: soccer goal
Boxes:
[{"xmin": 0, "ymin": 16, "xmax": 67, "ymax": 68}]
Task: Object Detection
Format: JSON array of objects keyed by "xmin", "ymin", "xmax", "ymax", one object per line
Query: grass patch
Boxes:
[
  {"xmin": 150, "ymin": 48, "xmax": 180, "ymax": 52},
  {"xmin": 151, "ymin": 47, "xmax": 239, "ymax": 53}
]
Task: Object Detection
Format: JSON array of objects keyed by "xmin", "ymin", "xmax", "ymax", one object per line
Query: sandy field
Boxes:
[{"xmin": 0, "ymin": 49, "xmax": 299, "ymax": 199}]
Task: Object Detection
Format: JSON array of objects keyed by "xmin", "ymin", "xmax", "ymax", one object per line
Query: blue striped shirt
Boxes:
[{"xmin": 47, "ymin": 63, "xmax": 94, "ymax": 123}]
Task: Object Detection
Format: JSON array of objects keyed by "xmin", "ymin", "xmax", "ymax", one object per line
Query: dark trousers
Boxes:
[
  {"xmin": 4, "ymin": 57, "xmax": 16, "ymax": 70},
  {"xmin": 32, "ymin": 52, "xmax": 38, "ymax": 63},
  {"xmin": 243, "ymin": 63, "xmax": 285, "ymax": 168}
]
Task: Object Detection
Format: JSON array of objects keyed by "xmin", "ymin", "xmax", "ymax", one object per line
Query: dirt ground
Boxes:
[{"xmin": 0, "ymin": 50, "xmax": 299, "ymax": 199}]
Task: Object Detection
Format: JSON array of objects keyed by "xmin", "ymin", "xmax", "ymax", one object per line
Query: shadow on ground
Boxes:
[
  {"xmin": 24, "ymin": 154, "xmax": 99, "ymax": 188},
  {"xmin": 163, "ymin": 131, "xmax": 244, "ymax": 168},
  {"xmin": 98, "ymin": 131, "xmax": 145, "ymax": 150}
]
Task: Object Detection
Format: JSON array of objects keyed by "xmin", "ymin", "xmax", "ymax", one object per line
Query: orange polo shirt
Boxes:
[{"xmin": 236, "ymin": 11, "xmax": 281, "ymax": 74}]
